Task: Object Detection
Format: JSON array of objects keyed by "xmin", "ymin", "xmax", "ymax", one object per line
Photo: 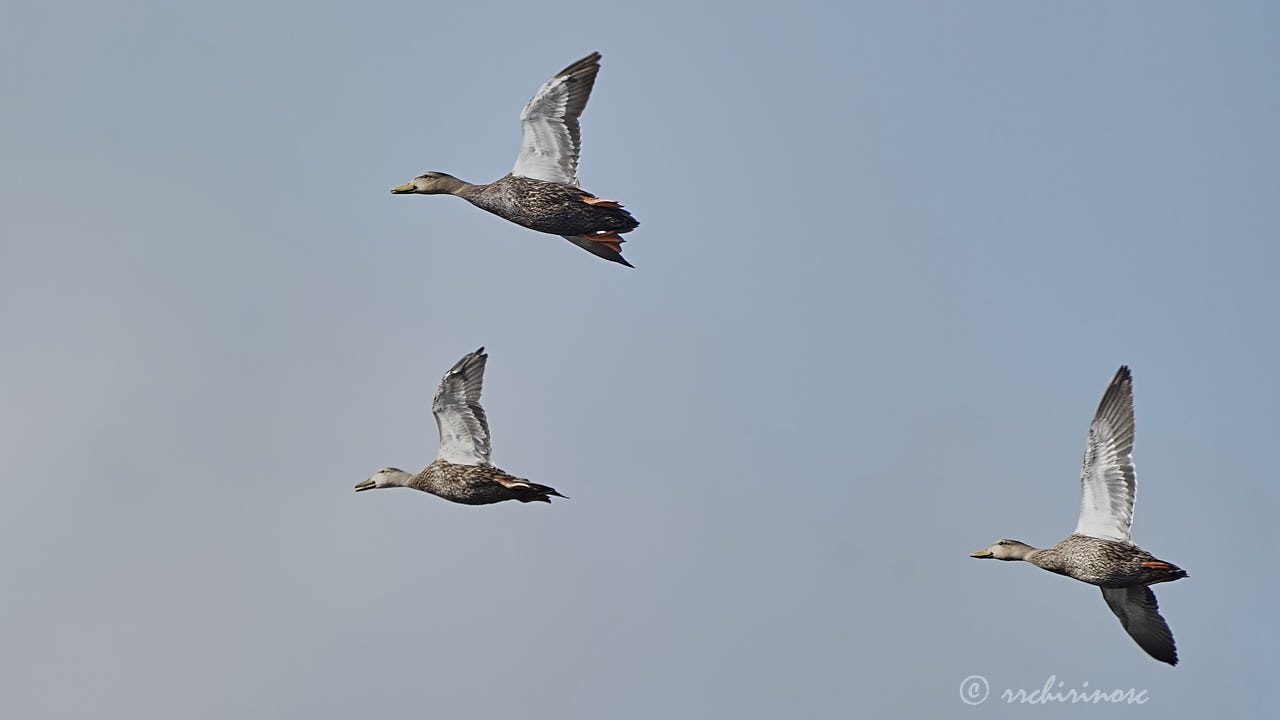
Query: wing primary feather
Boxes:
[
  {"xmin": 1101, "ymin": 586, "xmax": 1178, "ymax": 665},
  {"xmin": 431, "ymin": 348, "xmax": 493, "ymax": 466},
  {"xmin": 512, "ymin": 52, "xmax": 603, "ymax": 186},
  {"xmin": 1075, "ymin": 366, "xmax": 1138, "ymax": 543}
]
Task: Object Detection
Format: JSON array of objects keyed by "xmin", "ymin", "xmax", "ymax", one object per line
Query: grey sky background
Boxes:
[{"xmin": 3, "ymin": 1, "xmax": 1277, "ymax": 717}]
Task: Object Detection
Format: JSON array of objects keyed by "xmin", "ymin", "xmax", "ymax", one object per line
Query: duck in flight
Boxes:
[
  {"xmin": 971, "ymin": 366, "xmax": 1187, "ymax": 665},
  {"xmin": 356, "ymin": 348, "xmax": 566, "ymax": 505},
  {"xmin": 391, "ymin": 52, "xmax": 639, "ymax": 267}
]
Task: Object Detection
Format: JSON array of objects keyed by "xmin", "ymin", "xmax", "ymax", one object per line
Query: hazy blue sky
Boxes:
[{"xmin": 3, "ymin": 1, "xmax": 1277, "ymax": 718}]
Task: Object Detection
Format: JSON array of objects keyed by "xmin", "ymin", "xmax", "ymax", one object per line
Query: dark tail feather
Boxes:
[
  {"xmin": 1142, "ymin": 560, "xmax": 1188, "ymax": 585},
  {"xmin": 517, "ymin": 482, "xmax": 568, "ymax": 503}
]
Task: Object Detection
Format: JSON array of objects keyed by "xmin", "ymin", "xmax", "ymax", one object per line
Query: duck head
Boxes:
[
  {"xmin": 391, "ymin": 172, "xmax": 468, "ymax": 195},
  {"xmin": 970, "ymin": 539, "xmax": 1038, "ymax": 561},
  {"xmin": 355, "ymin": 467, "xmax": 412, "ymax": 492}
]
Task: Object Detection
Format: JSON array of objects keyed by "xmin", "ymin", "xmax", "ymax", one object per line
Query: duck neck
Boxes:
[
  {"xmin": 1023, "ymin": 546, "xmax": 1068, "ymax": 574},
  {"xmin": 1002, "ymin": 541, "xmax": 1043, "ymax": 563},
  {"xmin": 440, "ymin": 176, "xmax": 481, "ymax": 198}
]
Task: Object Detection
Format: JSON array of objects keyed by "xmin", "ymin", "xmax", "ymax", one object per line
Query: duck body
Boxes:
[
  {"xmin": 398, "ymin": 460, "xmax": 565, "ymax": 505},
  {"xmin": 435, "ymin": 173, "xmax": 639, "ymax": 237},
  {"xmin": 1027, "ymin": 535, "xmax": 1187, "ymax": 588}
]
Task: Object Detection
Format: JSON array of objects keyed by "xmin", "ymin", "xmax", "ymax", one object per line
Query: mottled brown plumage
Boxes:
[{"xmin": 400, "ymin": 460, "xmax": 565, "ymax": 505}]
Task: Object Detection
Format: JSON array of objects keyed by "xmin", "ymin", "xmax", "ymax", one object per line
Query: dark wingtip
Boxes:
[
  {"xmin": 560, "ymin": 233, "xmax": 635, "ymax": 267},
  {"xmin": 561, "ymin": 52, "xmax": 602, "ymax": 77},
  {"xmin": 602, "ymin": 247, "xmax": 635, "ymax": 268}
]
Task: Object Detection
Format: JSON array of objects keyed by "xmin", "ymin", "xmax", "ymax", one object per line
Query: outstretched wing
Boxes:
[
  {"xmin": 1101, "ymin": 585, "xmax": 1178, "ymax": 665},
  {"xmin": 1075, "ymin": 366, "xmax": 1137, "ymax": 543},
  {"xmin": 432, "ymin": 348, "xmax": 492, "ymax": 466},
  {"xmin": 511, "ymin": 52, "xmax": 601, "ymax": 187}
]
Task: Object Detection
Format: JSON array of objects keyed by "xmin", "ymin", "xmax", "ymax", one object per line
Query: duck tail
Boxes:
[
  {"xmin": 1141, "ymin": 560, "xmax": 1188, "ymax": 585},
  {"xmin": 516, "ymin": 482, "xmax": 569, "ymax": 503},
  {"xmin": 579, "ymin": 194, "xmax": 640, "ymax": 232}
]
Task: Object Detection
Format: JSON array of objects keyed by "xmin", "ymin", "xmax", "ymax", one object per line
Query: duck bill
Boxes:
[
  {"xmin": 354, "ymin": 479, "xmax": 377, "ymax": 492},
  {"xmin": 390, "ymin": 184, "xmax": 415, "ymax": 194},
  {"xmin": 970, "ymin": 550, "xmax": 994, "ymax": 558}
]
